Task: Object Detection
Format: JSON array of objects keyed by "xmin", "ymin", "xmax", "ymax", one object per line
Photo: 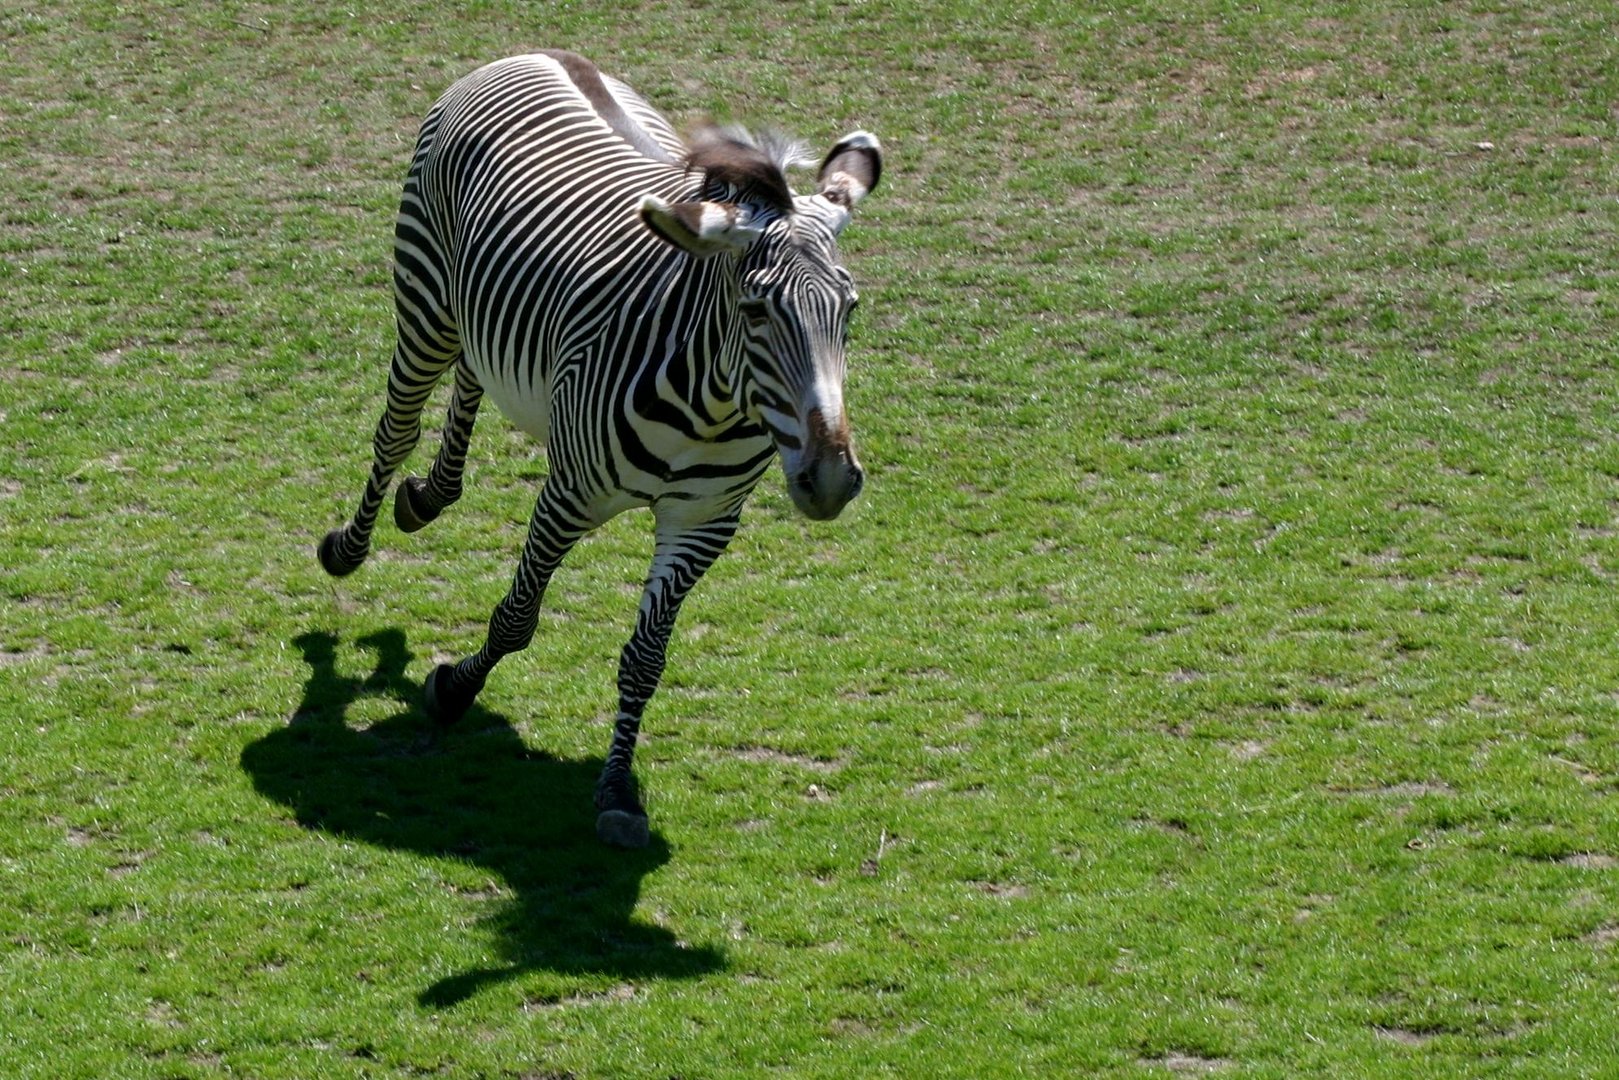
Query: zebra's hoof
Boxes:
[
  {"xmin": 317, "ymin": 528, "xmax": 364, "ymax": 577},
  {"xmin": 423, "ymin": 663, "xmax": 478, "ymax": 726},
  {"xmin": 394, "ymin": 476, "xmax": 441, "ymax": 534},
  {"xmin": 596, "ymin": 808, "xmax": 650, "ymax": 849}
]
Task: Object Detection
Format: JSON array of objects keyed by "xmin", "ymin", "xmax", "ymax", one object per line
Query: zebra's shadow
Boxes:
[{"xmin": 239, "ymin": 629, "xmax": 723, "ymax": 1008}]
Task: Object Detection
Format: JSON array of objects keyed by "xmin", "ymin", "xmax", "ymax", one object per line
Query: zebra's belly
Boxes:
[{"xmin": 472, "ymin": 363, "xmax": 552, "ymax": 444}]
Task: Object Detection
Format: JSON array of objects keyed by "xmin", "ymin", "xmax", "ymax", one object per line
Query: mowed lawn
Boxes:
[{"xmin": 4, "ymin": 1, "xmax": 1619, "ymax": 1076}]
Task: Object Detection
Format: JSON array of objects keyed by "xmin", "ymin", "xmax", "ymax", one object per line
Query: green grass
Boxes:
[{"xmin": 4, "ymin": 1, "xmax": 1619, "ymax": 1076}]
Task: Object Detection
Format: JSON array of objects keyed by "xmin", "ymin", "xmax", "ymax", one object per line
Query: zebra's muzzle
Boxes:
[
  {"xmin": 787, "ymin": 456, "xmax": 863, "ymax": 520},
  {"xmin": 784, "ymin": 409, "xmax": 863, "ymax": 520}
]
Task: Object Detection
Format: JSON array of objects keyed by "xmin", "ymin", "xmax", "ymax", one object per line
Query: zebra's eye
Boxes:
[{"xmin": 739, "ymin": 296, "xmax": 770, "ymax": 320}]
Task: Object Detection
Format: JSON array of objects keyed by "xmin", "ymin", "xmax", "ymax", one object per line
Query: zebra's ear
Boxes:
[
  {"xmin": 639, "ymin": 196, "xmax": 761, "ymax": 257},
  {"xmin": 817, "ymin": 131, "xmax": 881, "ymax": 212}
]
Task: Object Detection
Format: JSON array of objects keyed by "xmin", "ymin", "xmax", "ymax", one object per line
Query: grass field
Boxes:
[{"xmin": 4, "ymin": 1, "xmax": 1619, "ymax": 1076}]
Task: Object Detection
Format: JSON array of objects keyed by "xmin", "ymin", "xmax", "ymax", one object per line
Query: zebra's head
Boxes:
[{"xmin": 640, "ymin": 129, "xmax": 882, "ymax": 521}]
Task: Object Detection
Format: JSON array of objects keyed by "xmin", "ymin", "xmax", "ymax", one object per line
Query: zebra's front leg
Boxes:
[
  {"xmin": 596, "ymin": 514, "xmax": 741, "ymax": 848},
  {"xmin": 423, "ymin": 484, "xmax": 592, "ymax": 725},
  {"xmin": 396, "ymin": 361, "xmax": 484, "ymax": 533}
]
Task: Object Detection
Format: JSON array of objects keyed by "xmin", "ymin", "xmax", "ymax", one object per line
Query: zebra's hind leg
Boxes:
[
  {"xmin": 595, "ymin": 513, "xmax": 741, "ymax": 849},
  {"xmin": 395, "ymin": 360, "xmax": 484, "ymax": 533},
  {"xmin": 320, "ymin": 335, "xmax": 457, "ymax": 576},
  {"xmin": 423, "ymin": 482, "xmax": 593, "ymax": 725}
]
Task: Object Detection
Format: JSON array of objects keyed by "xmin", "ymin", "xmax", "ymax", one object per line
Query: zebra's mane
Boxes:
[{"xmin": 685, "ymin": 126, "xmax": 811, "ymax": 213}]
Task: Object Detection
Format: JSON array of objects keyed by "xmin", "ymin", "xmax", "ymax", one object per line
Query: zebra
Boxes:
[{"xmin": 316, "ymin": 51, "xmax": 881, "ymax": 848}]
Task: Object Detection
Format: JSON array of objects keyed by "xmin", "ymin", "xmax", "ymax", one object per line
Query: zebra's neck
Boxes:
[
  {"xmin": 633, "ymin": 249, "xmax": 763, "ymax": 439},
  {"xmin": 676, "ymin": 257, "xmax": 757, "ymax": 430},
  {"xmin": 709, "ymin": 264, "xmax": 751, "ymax": 421}
]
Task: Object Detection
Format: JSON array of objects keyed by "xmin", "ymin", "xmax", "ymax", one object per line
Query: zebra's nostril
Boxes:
[{"xmin": 792, "ymin": 470, "xmax": 816, "ymax": 494}]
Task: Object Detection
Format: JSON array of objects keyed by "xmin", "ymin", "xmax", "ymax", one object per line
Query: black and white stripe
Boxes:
[{"xmin": 318, "ymin": 51, "xmax": 882, "ymax": 847}]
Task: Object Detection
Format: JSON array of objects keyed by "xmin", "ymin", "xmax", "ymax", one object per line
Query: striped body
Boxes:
[
  {"xmin": 319, "ymin": 52, "xmax": 882, "ymax": 847},
  {"xmin": 406, "ymin": 54, "xmax": 772, "ymax": 520}
]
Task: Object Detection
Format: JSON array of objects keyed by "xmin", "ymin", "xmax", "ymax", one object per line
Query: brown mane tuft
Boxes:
[{"xmin": 685, "ymin": 127, "xmax": 796, "ymax": 213}]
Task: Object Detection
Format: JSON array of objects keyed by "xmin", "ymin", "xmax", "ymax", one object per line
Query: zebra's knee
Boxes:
[
  {"xmin": 318, "ymin": 525, "xmax": 368, "ymax": 577},
  {"xmin": 617, "ymin": 624, "xmax": 674, "ymax": 704},
  {"xmin": 488, "ymin": 595, "xmax": 541, "ymax": 656}
]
